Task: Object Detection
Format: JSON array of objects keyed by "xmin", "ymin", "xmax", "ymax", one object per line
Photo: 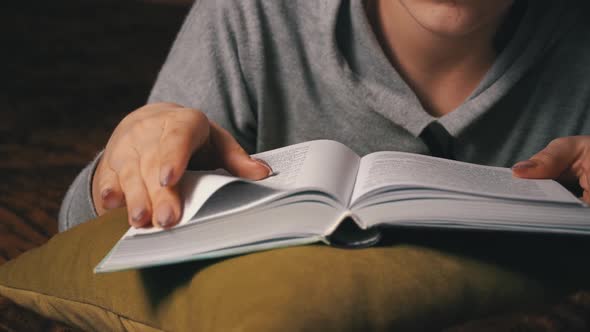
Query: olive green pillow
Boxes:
[{"xmin": 0, "ymin": 209, "xmax": 588, "ymax": 331}]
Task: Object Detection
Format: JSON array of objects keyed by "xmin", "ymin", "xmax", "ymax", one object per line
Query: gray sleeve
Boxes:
[
  {"xmin": 147, "ymin": 0, "xmax": 258, "ymax": 153},
  {"xmin": 58, "ymin": 151, "xmax": 102, "ymax": 232}
]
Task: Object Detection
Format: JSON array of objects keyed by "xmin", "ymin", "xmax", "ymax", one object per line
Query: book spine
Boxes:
[{"xmin": 324, "ymin": 211, "xmax": 382, "ymax": 248}]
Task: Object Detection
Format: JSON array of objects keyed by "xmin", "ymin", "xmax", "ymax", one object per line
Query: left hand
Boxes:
[{"xmin": 512, "ymin": 136, "xmax": 590, "ymax": 204}]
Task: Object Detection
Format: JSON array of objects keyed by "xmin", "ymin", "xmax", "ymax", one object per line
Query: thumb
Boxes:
[
  {"xmin": 512, "ymin": 138, "xmax": 579, "ymax": 179},
  {"xmin": 209, "ymin": 122, "xmax": 272, "ymax": 180}
]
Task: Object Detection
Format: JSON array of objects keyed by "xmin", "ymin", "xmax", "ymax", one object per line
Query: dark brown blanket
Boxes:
[{"xmin": 0, "ymin": 1, "xmax": 587, "ymax": 331}]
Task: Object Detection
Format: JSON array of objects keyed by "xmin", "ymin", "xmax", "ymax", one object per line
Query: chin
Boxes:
[{"xmin": 398, "ymin": 0, "xmax": 514, "ymax": 37}]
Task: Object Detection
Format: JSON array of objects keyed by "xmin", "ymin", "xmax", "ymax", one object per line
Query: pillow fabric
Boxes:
[{"xmin": 0, "ymin": 208, "xmax": 588, "ymax": 331}]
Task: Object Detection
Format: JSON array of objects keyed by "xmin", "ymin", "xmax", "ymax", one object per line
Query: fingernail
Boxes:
[
  {"xmin": 512, "ymin": 160, "xmax": 537, "ymax": 170},
  {"xmin": 102, "ymin": 189, "xmax": 121, "ymax": 210},
  {"xmin": 101, "ymin": 188, "xmax": 113, "ymax": 201},
  {"xmin": 156, "ymin": 204, "xmax": 174, "ymax": 228},
  {"xmin": 160, "ymin": 166, "xmax": 173, "ymax": 187},
  {"xmin": 131, "ymin": 207, "xmax": 146, "ymax": 226},
  {"xmin": 251, "ymin": 157, "xmax": 274, "ymax": 176}
]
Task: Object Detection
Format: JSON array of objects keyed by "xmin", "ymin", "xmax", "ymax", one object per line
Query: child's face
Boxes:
[{"xmin": 397, "ymin": 0, "xmax": 515, "ymax": 37}]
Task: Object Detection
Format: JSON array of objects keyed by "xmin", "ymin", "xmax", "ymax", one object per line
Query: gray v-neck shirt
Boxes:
[{"xmin": 58, "ymin": 0, "xmax": 590, "ymax": 231}]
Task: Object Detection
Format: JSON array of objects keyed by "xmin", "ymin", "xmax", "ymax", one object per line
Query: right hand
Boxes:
[{"xmin": 92, "ymin": 102, "xmax": 272, "ymax": 228}]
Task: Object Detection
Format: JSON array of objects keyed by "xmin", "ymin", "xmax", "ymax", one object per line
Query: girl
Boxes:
[{"xmin": 59, "ymin": 0, "xmax": 590, "ymax": 231}]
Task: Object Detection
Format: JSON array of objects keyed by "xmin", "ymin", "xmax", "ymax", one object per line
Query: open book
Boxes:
[{"xmin": 95, "ymin": 140, "xmax": 590, "ymax": 273}]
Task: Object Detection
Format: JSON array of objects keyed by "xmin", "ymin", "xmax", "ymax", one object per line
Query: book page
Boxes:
[
  {"xmin": 253, "ymin": 140, "xmax": 360, "ymax": 204},
  {"xmin": 350, "ymin": 151, "xmax": 579, "ymax": 205},
  {"xmin": 127, "ymin": 170, "xmax": 243, "ymax": 235},
  {"xmin": 96, "ymin": 201, "xmax": 343, "ymax": 273},
  {"xmin": 127, "ymin": 140, "xmax": 360, "ymax": 236},
  {"xmin": 355, "ymin": 197, "xmax": 590, "ymax": 230}
]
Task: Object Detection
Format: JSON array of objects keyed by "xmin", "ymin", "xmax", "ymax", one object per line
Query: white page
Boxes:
[
  {"xmin": 127, "ymin": 170, "xmax": 242, "ymax": 235},
  {"xmin": 97, "ymin": 201, "xmax": 343, "ymax": 272},
  {"xmin": 351, "ymin": 151, "xmax": 580, "ymax": 205},
  {"xmin": 253, "ymin": 140, "xmax": 360, "ymax": 204},
  {"xmin": 128, "ymin": 140, "xmax": 359, "ymax": 236},
  {"xmin": 355, "ymin": 198, "xmax": 590, "ymax": 230}
]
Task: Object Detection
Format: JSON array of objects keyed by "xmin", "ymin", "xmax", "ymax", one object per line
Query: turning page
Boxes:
[
  {"xmin": 128, "ymin": 140, "xmax": 360, "ymax": 236},
  {"xmin": 350, "ymin": 151, "xmax": 580, "ymax": 205},
  {"xmin": 253, "ymin": 140, "xmax": 360, "ymax": 204}
]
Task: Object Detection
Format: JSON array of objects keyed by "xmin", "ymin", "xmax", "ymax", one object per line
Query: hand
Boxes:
[
  {"xmin": 92, "ymin": 102, "xmax": 272, "ymax": 228},
  {"xmin": 512, "ymin": 136, "xmax": 590, "ymax": 203}
]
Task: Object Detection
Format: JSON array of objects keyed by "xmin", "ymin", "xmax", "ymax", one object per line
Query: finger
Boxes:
[
  {"xmin": 158, "ymin": 110, "xmax": 210, "ymax": 187},
  {"xmin": 96, "ymin": 159, "xmax": 125, "ymax": 210},
  {"xmin": 580, "ymin": 173, "xmax": 590, "ymax": 191},
  {"xmin": 512, "ymin": 138, "xmax": 581, "ymax": 179},
  {"xmin": 142, "ymin": 152, "xmax": 182, "ymax": 228},
  {"xmin": 116, "ymin": 149, "xmax": 153, "ymax": 228},
  {"xmin": 151, "ymin": 187, "xmax": 182, "ymax": 229},
  {"xmin": 209, "ymin": 122, "xmax": 272, "ymax": 180},
  {"xmin": 583, "ymin": 190, "xmax": 590, "ymax": 204}
]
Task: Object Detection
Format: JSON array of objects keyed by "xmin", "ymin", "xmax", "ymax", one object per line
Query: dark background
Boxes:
[
  {"xmin": 0, "ymin": 1, "xmax": 589, "ymax": 331},
  {"xmin": 0, "ymin": 1, "xmax": 190, "ymax": 330},
  {"xmin": 1, "ymin": 0, "xmax": 189, "ymax": 249}
]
